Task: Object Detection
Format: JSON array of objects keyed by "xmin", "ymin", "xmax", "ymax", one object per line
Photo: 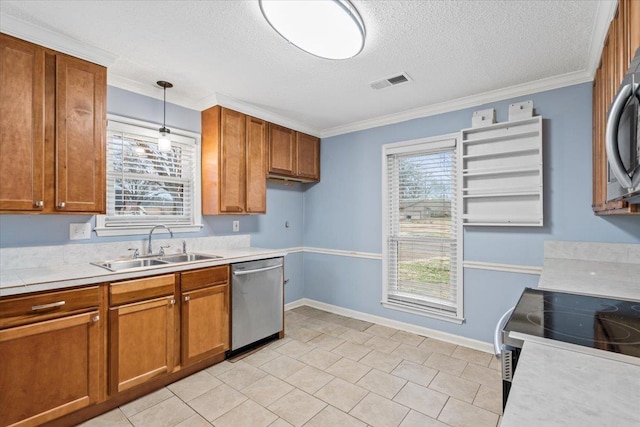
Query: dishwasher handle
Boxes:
[{"xmin": 233, "ymin": 264, "xmax": 283, "ymax": 276}]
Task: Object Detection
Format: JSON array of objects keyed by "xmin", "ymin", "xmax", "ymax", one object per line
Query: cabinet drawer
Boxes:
[
  {"xmin": 0, "ymin": 286, "xmax": 100, "ymax": 329},
  {"xmin": 181, "ymin": 266, "xmax": 229, "ymax": 292},
  {"xmin": 110, "ymin": 274, "xmax": 175, "ymax": 306}
]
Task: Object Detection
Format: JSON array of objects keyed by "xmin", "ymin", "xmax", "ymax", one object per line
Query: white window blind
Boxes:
[
  {"xmin": 382, "ymin": 135, "xmax": 463, "ymax": 322},
  {"xmin": 96, "ymin": 117, "xmax": 202, "ymax": 236}
]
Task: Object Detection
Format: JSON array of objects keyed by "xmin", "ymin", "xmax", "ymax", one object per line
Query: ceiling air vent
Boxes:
[{"xmin": 370, "ymin": 72, "xmax": 413, "ymax": 90}]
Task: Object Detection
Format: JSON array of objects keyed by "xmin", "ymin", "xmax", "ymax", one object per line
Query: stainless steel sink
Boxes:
[
  {"xmin": 92, "ymin": 253, "xmax": 222, "ymax": 272},
  {"xmin": 160, "ymin": 253, "xmax": 222, "ymax": 263},
  {"xmin": 93, "ymin": 258, "xmax": 170, "ymax": 272}
]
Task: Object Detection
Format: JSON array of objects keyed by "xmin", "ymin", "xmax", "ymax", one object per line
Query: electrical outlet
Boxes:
[
  {"xmin": 232, "ymin": 220, "xmax": 240, "ymax": 232},
  {"xmin": 69, "ymin": 223, "xmax": 92, "ymax": 240}
]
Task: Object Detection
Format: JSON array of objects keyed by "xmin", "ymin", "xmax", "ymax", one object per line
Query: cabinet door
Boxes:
[
  {"xmin": 268, "ymin": 124, "xmax": 296, "ymax": 176},
  {"xmin": 0, "ymin": 311, "xmax": 101, "ymax": 427},
  {"xmin": 109, "ymin": 296, "xmax": 175, "ymax": 393},
  {"xmin": 0, "ymin": 34, "xmax": 46, "ymax": 212},
  {"xmin": 246, "ymin": 116, "xmax": 267, "ymax": 213},
  {"xmin": 55, "ymin": 54, "xmax": 106, "ymax": 213},
  {"xmin": 219, "ymin": 108, "xmax": 247, "ymax": 213},
  {"xmin": 296, "ymin": 132, "xmax": 320, "ymax": 181},
  {"xmin": 181, "ymin": 284, "xmax": 229, "ymax": 366}
]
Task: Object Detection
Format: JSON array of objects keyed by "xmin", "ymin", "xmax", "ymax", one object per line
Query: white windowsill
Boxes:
[
  {"xmin": 381, "ymin": 300, "xmax": 465, "ymax": 324},
  {"xmin": 94, "ymin": 224, "xmax": 203, "ymax": 237}
]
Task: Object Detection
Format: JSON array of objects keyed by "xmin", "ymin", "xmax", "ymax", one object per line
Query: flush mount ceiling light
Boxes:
[
  {"xmin": 259, "ymin": 0, "xmax": 365, "ymax": 60},
  {"xmin": 157, "ymin": 80, "xmax": 173, "ymax": 152}
]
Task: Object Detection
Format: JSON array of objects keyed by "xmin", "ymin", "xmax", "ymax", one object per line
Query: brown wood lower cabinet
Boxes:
[
  {"xmin": 0, "ymin": 311, "xmax": 101, "ymax": 427},
  {"xmin": 181, "ymin": 266, "xmax": 230, "ymax": 366},
  {"xmin": 108, "ymin": 275, "xmax": 177, "ymax": 394}
]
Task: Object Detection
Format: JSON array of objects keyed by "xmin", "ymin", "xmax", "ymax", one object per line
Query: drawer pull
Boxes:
[
  {"xmin": 35, "ymin": 200, "xmax": 44, "ymax": 207},
  {"xmin": 184, "ymin": 295, "xmax": 190, "ymax": 302},
  {"xmin": 92, "ymin": 315, "xmax": 100, "ymax": 323},
  {"xmin": 169, "ymin": 299, "xmax": 176, "ymax": 305},
  {"xmin": 58, "ymin": 202, "xmax": 66, "ymax": 209},
  {"xmin": 31, "ymin": 301, "xmax": 66, "ymax": 311}
]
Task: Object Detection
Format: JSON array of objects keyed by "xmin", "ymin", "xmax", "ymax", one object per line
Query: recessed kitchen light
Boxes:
[{"xmin": 259, "ymin": 0, "xmax": 365, "ymax": 60}]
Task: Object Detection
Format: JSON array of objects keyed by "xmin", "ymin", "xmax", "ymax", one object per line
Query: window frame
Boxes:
[
  {"xmin": 95, "ymin": 114, "xmax": 203, "ymax": 237},
  {"xmin": 381, "ymin": 133, "xmax": 464, "ymax": 323}
]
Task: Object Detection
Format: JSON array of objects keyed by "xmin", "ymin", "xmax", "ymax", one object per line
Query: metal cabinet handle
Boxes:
[
  {"xmin": 35, "ymin": 200, "xmax": 44, "ymax": 207},
  {"xmin": 233, "ymin": 264, "xmax": 283, "ymax": 276},
  {"xmin": 32, "ymin": 301, "xmax": 66, "ymax": 311},
  {"xmin": 184, "ymin": 295, "xmax": 191, "ymax": 302},
  {"xmin": 169, "ymin": 299, "xmax": 176, "ymax": 305},
  {"xmin": 58, "ymin": 202, "xmax": 66, "ymax": 208},
  {"xmin": 92, "ymin": 315, "xmax": 100, "ymax": 323}
]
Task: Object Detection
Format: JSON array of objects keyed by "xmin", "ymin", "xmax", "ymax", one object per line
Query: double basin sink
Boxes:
[{"xmin": 93, "ymin": 253, "xmax": 222, "ymax": 272}]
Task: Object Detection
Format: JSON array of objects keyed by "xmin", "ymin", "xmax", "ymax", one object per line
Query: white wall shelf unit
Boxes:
[{"xmin": 460, "ymin": 116, "xmax": 543, "ymax": 226}]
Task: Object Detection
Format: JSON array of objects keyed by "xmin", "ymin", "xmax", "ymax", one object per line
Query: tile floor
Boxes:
[{"xmin": 80, "ymin": 306, "xmax": 503, "ymax": 427}]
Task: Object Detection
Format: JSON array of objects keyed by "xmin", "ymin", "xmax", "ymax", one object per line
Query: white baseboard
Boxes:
[{"xmin": 285, "ymin": 298, "xmax": 493, "ymax": 354}]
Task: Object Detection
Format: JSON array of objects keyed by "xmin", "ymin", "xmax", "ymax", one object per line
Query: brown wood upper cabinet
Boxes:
[
  {"xmin": 202, "ymin": 106, "xmax": 267, "ymax": 214},
  {"xmin": 592, "ymin": 0, "xmax": 640, "ymax": 215},
  {"xmin": 0, "ymin": 287, "xmax": 102, "ymax": 427},
  {"xmin": 268, "ymin": 124, "xmax": 320, "ymax": 182},
  {"xmin": 0, "ymin": 33, "xmax": 106, "ymax": 214}
]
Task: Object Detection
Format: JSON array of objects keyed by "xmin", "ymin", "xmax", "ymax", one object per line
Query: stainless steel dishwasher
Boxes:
[{"xmin": 230, "ymin": 257, "xmax": 284, "ymax": 354}]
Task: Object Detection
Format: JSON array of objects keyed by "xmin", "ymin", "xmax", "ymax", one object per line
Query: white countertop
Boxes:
[
  {"xmin": 501, "ymin": 341, "xmax": 640, "ymax": 427},
  {"xmin": 0, "ymin": 246, "xmax": 287, "ymax": 297}
]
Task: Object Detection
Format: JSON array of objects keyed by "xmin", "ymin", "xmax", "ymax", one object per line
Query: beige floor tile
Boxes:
[
  {"xmin": 473, "ymin": 384, "xmax": 503, "ymax": 415},
  {"xmin": 120, "ymin": 387, "xmax": 173, "ymax": 418},
  {"xmin": 308, "ymin": 333, "xmax": 346, "ymax": 351},
  {"xmin": 393, "ymin": 382, "xmax": 449, "ymax": 419},
  {"xmin": 325, "ymin": 357, "xmax": 371, "ymax": 383},
  {"xmin": 356, "ymin": 369, "xmax": 407, "ymax": 399},
  {"xmin": 333, "ymin": 341, "xmax": 372, "ymax": 361},
  {"xmin": 399, "ymin": 410, "xmax": 448, "ymax": 427},
  {"xmin": 340, "ymin": 329, "xmax": 374, "ymax": 344},
  {"xmin": 451, "ymin": 346, "xmax": 493, "ymax": 367},
  {"xmin": 391, "ymin": 361, "xmax": 438, "ymax": 387},
  {"xmin": 242, "ymin": 375, "xmax": 295, "ymax": 407},
  {"xmin": 419, "ymin": 338, "xmax": 457, "ymax": 356},
  {"xmin": 359, "ymin": 350, "xmax": 403, "ymax": 373},
  {"xmin": 423, "ymin": 352, "xmax": 468, "ymax": 376},
  {"xmin": 314, "ymin": 377, "xmax": 368, "ymax": 412},
  {"xmin": 364, "ymin": 324, "xmax": 399, "ymax": 338},
  {"xmin": 212, "ymin": 399, "xmax": 278, "ymax": 427},
  {"xmin": 489, "ymin": 354, "xmax": 501, "ymax": 371},
  {"xmin": 268, "ymin": 389, "xmax": 327, "ymax": 427},
  {"xmin": 305, "ymin": 405, "xmax": 366, "ymax": 427},
  {"xmin": 391, "ymin": 330, "xmax": 425, "ymax": 347},
  {"xmin": 274, "ymin": 339, "xmax": 315, "ymax": 358},
  {"xmin": 128, "ymin": 396, "xmax": 195, "ymax": 427},
  {"xmin": 284, "ymin": 310, "xmax": 308, "ymax": 324},
  {"xmin": 188, "ymin": 383, "xmax": 248, "ymax": 422},
  {"xmin": 340, "ymin": 317, "xmax": 374, "ymax": 332},
  {"xmin": 217, "ymin": 360, "xmax": 267, "ymax": 390},
  {"xmin": 290, "ymin": 306, "xmax": 325, "ymax": 318},
  {"xmin": 350, "ymin": 392, "xmax": 410, "ymax": 427},
  {"xmin": 243, "ymin": 348, "xmax": 281, "ymax": 367},
  {"xmin": 259, "ymin": 355, "xmax": 306, "ymax": 379},
  {"xmin": 285, "ymin": 365, "xmax": 334, "ymax": 394},
  {"xmin": 304, "ymin": 318, "xmax": 350, "ymax": 336},
  {"xmin": 78, "ymin": 408, "xmax": 132, "ymax": 427},
  {"xmin": 438, "ymin": 398, "xmax": 499, "ymax": 427},
  {"xmin": 268, "ymin": 418, "xmax": 294, "ymax": 427},
  {"xmin": 392, "ymin": 343, "xmax": 432, "ymax": 364},
  {"xmin": 461, "ymin": 363, "xmax": 502, "ymax": 389},
  {"xmin": 265, "ymin": 337, "xmax": 292, "ymax": 351},
  {"xmin": 204, "ymin": 360, "xmax": 235, "ymax": 377},
  {"xmin": 174, "ymin": 414, "xmax": 212, "ymax": 427},
  {"xmin": 365, "ymin": 335, "xmax": 402, "ymax": 353},
  {"xmin": 167, "ymin": 370, "xmax": 222, "ymax": 402},
  {"xmin": 314, "ymin": 311, "xmax": 350, "ymax": 325},
  {"xmin": 297, "ymin": 348, "xmax": 342, "ymax": 370},
  {"xmin": 285, "ymin": 326, "xmax": 322, "ymax": 343},
  {"xmin": 429, "ymin": 371, "xmax": 480, "ymax": 403}
]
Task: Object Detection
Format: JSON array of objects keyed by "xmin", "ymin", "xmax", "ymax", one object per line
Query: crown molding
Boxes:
[
  {"xmin": 107, "ymin": 74, "xmax": 207, "ymax": 110},
  {"xmin": 585, "ymin": 0, "xmax": 618, "ymax": 79},
  {"xmin": 0, "ymin": 13, "xmax": 117, "ymax": 66},
  {"xmin": 320, "ymin": 69, "xmax": 593, "ymax": 138}
]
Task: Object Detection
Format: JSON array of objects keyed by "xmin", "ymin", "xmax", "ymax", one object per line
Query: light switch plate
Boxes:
[
  {"xmin": 232, "ymin": 220, "xmax": 240, "ymax": 232},
  {"xmin": 70, "ymin": 223, "xmax": 92, "ymax": 240}
]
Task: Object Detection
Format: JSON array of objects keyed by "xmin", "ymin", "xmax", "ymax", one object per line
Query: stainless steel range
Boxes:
[{"xmin": 496, "ymin": 287, "xmax": 640, "ymax": 408}]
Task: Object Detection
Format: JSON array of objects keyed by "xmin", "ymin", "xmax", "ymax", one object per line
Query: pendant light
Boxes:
[
  {"xmin": 157, "ymin": 80, "xmax": 173, "ymax": 152},
  {"xmin": 259, "ymin": 0, "xmax": 365, "ymax": 60}
]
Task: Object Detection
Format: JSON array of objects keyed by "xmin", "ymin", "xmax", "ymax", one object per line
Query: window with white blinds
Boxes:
[
  {"xmin": 95, "ymin": 116, "xmax": 202, "ymax": 236},
  {"xmin": 382, "ymin": 135, "xmax": 463, "ymax": 323}
]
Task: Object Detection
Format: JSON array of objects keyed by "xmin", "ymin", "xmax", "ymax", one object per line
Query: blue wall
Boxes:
[{"xmin": 303, "ymin": 82, "xmax": 640, "ymax": 343}]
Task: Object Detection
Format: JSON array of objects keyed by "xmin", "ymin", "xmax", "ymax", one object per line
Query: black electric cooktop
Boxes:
[{"xmin": 505, "ymin": 288, "xmax": 640, "ymax": 358}]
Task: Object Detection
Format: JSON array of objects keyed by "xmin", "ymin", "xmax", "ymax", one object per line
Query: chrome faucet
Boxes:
[{"xmin": 147, "ymin": 225, "xmax": 174, "ymax": 255}]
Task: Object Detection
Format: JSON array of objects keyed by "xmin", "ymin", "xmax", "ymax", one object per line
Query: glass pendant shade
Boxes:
[
  {"xmin": 158, "ymin": 129, "xmax": 171, "ymax": 152},
  {"xmin": 259, "ymin": 0, "xmax": 365, "ymax": 60}
]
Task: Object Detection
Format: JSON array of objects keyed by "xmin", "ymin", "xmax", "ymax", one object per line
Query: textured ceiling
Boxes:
[{"xmin": 0, "ymin": 0, "xmax": 615, "ymax": 136}]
